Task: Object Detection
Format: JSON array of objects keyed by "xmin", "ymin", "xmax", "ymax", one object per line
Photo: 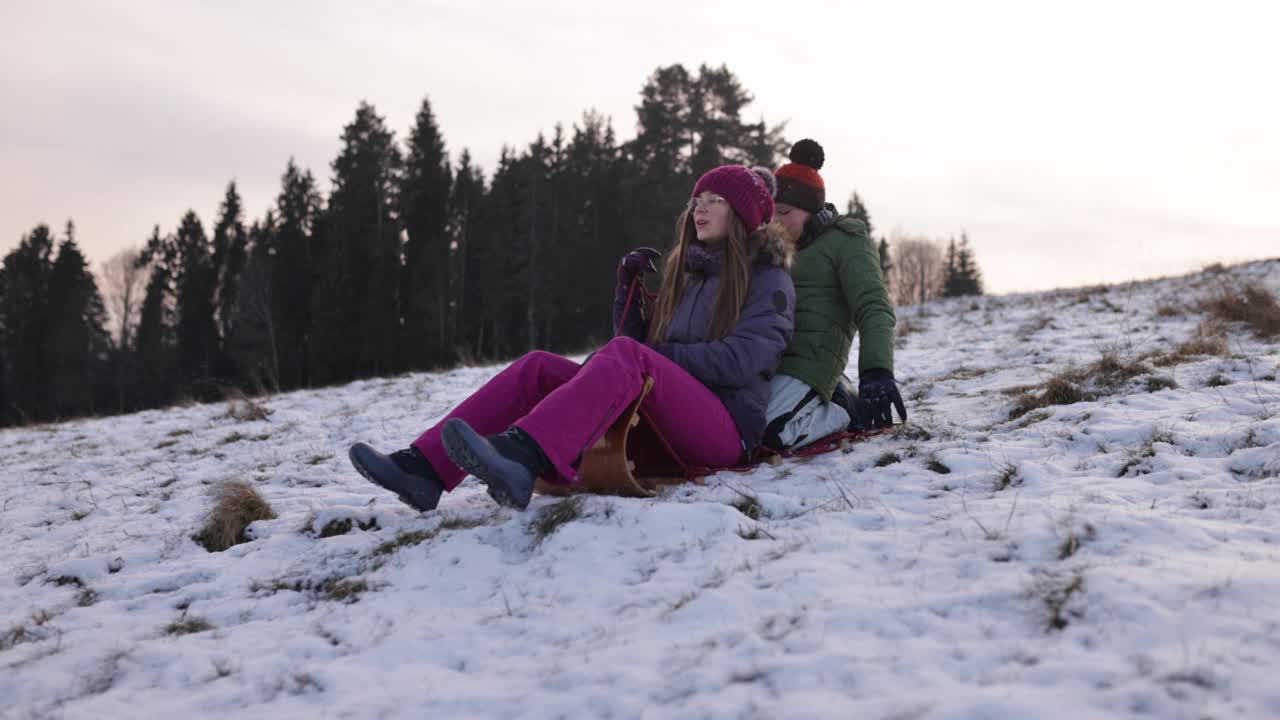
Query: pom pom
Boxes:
[
  {"xmin": 751, "ymin": 166, "xmax": 777, "ymax": 197},
  {"xmin": 788, "ymin": 139, "xmax": 824, "ymax": 170}
]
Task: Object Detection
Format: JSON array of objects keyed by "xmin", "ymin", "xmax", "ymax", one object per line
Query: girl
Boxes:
[{"xmin": 349, "ymin": 164, "xmax": 794, "ymax": 511}]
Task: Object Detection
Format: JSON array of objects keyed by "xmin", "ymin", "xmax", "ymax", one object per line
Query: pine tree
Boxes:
[
  {"xmin": 225, "ymin": 214, "xmax": 281, "ymax": 392},
  {"xmin": 0, "ymin": 224, "xmax": 56, "ymax": 423},
  {"xmin": 400, "ymin": 97, "xmax": 453, "ymax": 369},
  {"xmin": 942, "ymin": 234, "xmax": 984, "ymax": 297},
  {"xmin": 310, "ymin": 102, "xmax": 403, "ymax": 383},
  {"xmin": 955, "ymin": 233, "xmax": 984, "ymax": 296},
  {"xmin": 133, "ymin": 227, "xmax": 176, "ymax": 408},
  {"xmin": 449, "ymin": 149, "xmax": 489, "ymax": 360},
  {"xmin": 171, "ymin": 211, "xmax": 219, "ymax": 395},
  {"xmin": 846, "ymin": 192, "xmax": 875, "ymax": 237},
  {"xmin": 46, "ymin": 222, "xmax": 109, "ymax": 419},
  {"xmin": 878, "ymin": 237, "xmax": 893, "ymax": 292},
  {"xmin": 625, "ymin": 65, "xmax": 696, "ymax": 250},
  {"xmin": 272, "ymin": 158, "xmax": 322, "ymax": 389},
  {"xmin": 210, "ymin": 182, "xmax": 248, "ymax": 381}
]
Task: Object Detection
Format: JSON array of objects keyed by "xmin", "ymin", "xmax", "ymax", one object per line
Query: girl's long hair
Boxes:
[{"xmin": 647, "ymin": 209, "xmax": 757, "ymax": 343}]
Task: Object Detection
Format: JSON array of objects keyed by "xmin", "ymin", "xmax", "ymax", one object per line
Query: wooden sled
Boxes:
[
  {"xmin": 532, "ymin": 375, "xmax": 895, "ymax": 499},
  {"xmin": 534, "ymin": 376, "xmax": 686, "ymax": 498}
]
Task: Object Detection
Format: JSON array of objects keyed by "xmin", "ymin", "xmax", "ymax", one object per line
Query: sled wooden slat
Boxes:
[{"xmin": 534, "ymin": 376, "xmax": 662, "ymax": 498}]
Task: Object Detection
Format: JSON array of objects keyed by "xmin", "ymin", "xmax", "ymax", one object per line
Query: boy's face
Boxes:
[{"xmin": 774, "ymin": 203, "xmax": 810, "ymax": 245}]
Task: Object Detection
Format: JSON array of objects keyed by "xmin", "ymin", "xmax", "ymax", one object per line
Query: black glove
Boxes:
[
  {"xmin": 616, "ymin": 247, "xmax": 662, "ymax": 286},
  {"xmin": 853, "ymin": 369, "xmax": 906, "ymax": 429}
]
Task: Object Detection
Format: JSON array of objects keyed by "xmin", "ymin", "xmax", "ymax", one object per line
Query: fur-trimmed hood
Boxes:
[
  {"xmin": 684, "ymin": 221, "xmax": 795, "ymax": 276},
  {"xmin": 753, "ymin": 220, "xmax": 795, "ymax": 270}
]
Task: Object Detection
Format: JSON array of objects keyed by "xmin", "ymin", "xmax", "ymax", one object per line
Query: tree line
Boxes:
[{"xmin": 0, "ymin": 63, "xmax": 983, "ymax": 427}]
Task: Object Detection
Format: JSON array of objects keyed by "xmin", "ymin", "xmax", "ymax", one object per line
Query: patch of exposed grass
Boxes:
[
  {"xmin": 1029, "ymin": 568, "xmax": 1086, "ymax": 632},
  {"xmin": 315, "ymin": 578, "xmax": 367, "ymax": 604},
  {"xmin": 1145, "ymin": 375, "xmax": 1177, "ymax": 392},
  {"xmin": 939, "ymin": 366, "xmax": 990, "ymax": 382},
  {"xmin": 1009, "ymin": 375, "xmax": 1092, "ymax": 420},
  {"xmin": 1203, "ymin": 283, "xmax": 1280, "ymax": 338},
  {"xmin": 371, "ymin": 528, "xmax": 438, "ymax": 556},
  {"xmin": 1057, "ymin": 524, "xmax": 1097, "ymax": 560},
  {"xmin": 531, "ymin": 496, "xmax": 585, "ymax": 544},
  {"xmin": 1117, "ymin": 428, "xmax": 1175, "ymax": 477},
  {"xmin": 166, "ymin": 428, "xmax": 192, "ymax": 437},
  {"xmin": 1009, "ymin": 349, "xmax": 1170, "ymax": 420},
  {"xmin": 194, "ymin": 482, "xmax": 277, "ymax": 552},
  {"xmin": 994, "ymin": 463, "xmax": 1020, "ymax": 491},
  {"xmin": 1152, "ymin": 320, "xmax": 1230, "ymax": 367},
  {"xmin": 893, "ymin": 424, "xmax": 933, "ymax": 441},
  {"xmin": 250, "ymin": 574, "xmax": 370, "ymax": 604},
  {"xmin": 306, "ymin": 453, "xmax": 332, "ymax": 465},
  {"xmin": 1, "ymin": 610, "xmax": 54, "ymax": 652},
  {"xmin": 224, "ymin": 395, "xmax": 272, "ymax": 422},
  {"xmin": 165, "ymin": 616, "xmax": 214, "ymax": 636},
  {"xmin": 438, "ymin": 513, "xmax": 495, "ymax": 531},
  {"xmin": 156, "ymin": 439, "xmax": 179, "ymax": 449},
  {"xmin": 925, "ymin": 457, "xmax": 951, "ymax": 474},
  {"xmin": 1205, "ymin": 373, "xmax": 1230, "ymax": 388},
  {"xmin": 875, "ymin": 452, "xmax": 901, "ymax": 467},
  {"xmin": 220, "ymin": 431, "xmax": 246, "ymax": 445},
  {"xmin": 318, "ymin": 517, "xmax": 380, "ymax": 538}
]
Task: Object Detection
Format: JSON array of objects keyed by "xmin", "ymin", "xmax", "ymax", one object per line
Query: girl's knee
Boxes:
[{"xmin": 602, "ymin": 336, "xmax": 644, "ymax": 355}]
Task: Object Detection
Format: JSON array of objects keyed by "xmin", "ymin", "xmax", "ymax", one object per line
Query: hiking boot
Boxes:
[
  {"xmin": 440, "ymin": 419, "xmax": 549, "ymax": 510},
  {"xmin": 348, "ymin": 443, "xmax": 444, "ymax": 512}
]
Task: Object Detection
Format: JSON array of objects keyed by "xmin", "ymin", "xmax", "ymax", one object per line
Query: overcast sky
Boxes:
[{"xmin": 2, "ymin": 0, "xmax": 1276, "ymax": 293}]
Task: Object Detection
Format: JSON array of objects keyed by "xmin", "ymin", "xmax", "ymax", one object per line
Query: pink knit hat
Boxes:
[{"xmin": 690, "ymin": 165, "xmax": 776, "ymax": 232}]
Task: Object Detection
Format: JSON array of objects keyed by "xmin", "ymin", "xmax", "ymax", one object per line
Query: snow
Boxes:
[{"xmin": 3, "ymin": 260, "xmax": 1279, "ymax": 719}]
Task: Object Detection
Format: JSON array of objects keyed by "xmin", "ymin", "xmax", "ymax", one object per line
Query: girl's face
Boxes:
[
  {"xmin": 774, "ymin": 203, "xmax": 810, "ymax": 246},
  {"xmin": 690, "ymin": 192, "xmax": 732, "ymax": 244}
]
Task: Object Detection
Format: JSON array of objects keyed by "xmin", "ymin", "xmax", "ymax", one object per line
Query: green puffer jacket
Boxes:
[{"xmin": 777, "ymin": 212, "xmax": 895, "ymax": 401}]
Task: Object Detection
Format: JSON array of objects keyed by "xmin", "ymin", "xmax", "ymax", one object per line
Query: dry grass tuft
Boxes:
[
  {"xmin": 1152, "ymin": 319, "xmax": 1230, "ymax": 367},
  {"xmin": 874, "ymin": 452, "xmax": 901, "ymax": 467},
  {"xmin": 1009, "ymin": 348, "xmax": 1171, "ymax": 419},
  {"xmin": 1203, "ymin": 283, "xmax": 1280, "ymax": 338},
  {"xmin": 165, "ymin": 616, "xmax": 214, "ymax": 636},
  {"xmin": 994, "ymin": 463, "xmax": 1020, "ymax": 491},
  {"xmin": 531, "ymin": 497, "xmax": 585, "ymax": 544},
  {"xmin": 1029, "ymin": 568, "xmax": 1086, "ymax": 632},
  {"xmin": 224, "ymin": 394, "xmax": 273, "ymax": 422},
  {"xmin": 194, "ymin": 482, "xmax": 277, "ymax": 552}
]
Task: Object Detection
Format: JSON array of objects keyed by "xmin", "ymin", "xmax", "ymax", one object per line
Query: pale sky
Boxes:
[{"xmin": 2, "ymin": 0, "xmax": 1276, "ymax": 293}]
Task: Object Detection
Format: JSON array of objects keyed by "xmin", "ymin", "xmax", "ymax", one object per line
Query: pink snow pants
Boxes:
[{"xmin": 412, "ymin": 337, "xmax": 743, "ymax": 490}]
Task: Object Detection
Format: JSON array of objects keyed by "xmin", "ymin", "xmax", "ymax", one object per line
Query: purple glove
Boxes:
[{"xmin": 616, "ymin": 247, "xmax": 662, "ymax": 286}]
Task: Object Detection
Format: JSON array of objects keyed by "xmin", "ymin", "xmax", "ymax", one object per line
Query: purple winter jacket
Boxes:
[{"xmin": 613, "ymin": 224, "xmax": 796, "ymax": 455}]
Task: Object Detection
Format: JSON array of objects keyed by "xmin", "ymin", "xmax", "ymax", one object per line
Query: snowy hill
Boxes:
[{"xmin": 3, "ymin": 260, "xmax": 1279, "ymax": 719}]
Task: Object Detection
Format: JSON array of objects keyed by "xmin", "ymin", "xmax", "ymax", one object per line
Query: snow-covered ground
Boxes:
[{"xmin": 3, "ymin": 260, "xmax": 1279, "ymax": 719}]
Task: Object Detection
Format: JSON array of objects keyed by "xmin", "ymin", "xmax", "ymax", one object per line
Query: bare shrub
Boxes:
[
  {"xmin": 888, "ymin": 234, "xmax": 946, "ymax": 306},
  {"xmin": 194, "ymin": 482, "xmax": 277, "ymax": 552}
]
